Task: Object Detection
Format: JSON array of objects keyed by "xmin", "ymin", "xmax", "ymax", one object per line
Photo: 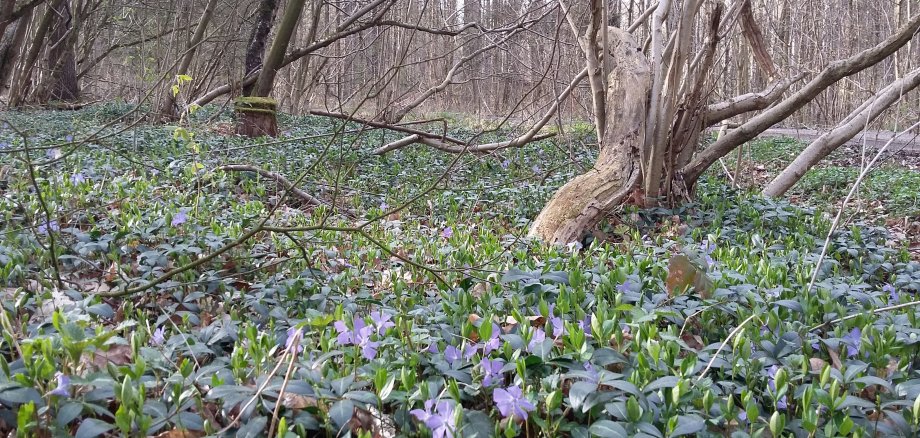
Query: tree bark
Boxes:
[
  {"xmin": 156, "ymin": 0, "xmax": 219, "ymax": 121},
  {"xmin": 242, "ymin": 0, "xmax": 278, "ymax": 96},
  {"xmin": 763, "ymin": 66, "xmax": 920, "ymax": 197},
  {"xmin": 529, "ymin": 27, "xmax": 650, "ymax": 244},
  {"xmin": 0, "ymin": 7, "xmax": 32, "ymax": 96},
  {"xmin": 251, "ymin": 0, "xmax": 307, "ymax": 97},
  {"xmin": 41, "ymin": 0, "xmax": 80, "ymax": 104}
]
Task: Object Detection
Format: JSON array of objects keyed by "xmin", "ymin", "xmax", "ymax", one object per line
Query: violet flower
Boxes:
[
  {"xmin": 501, "ymin": 159, "xmax": 510, "ymax": 169},
  {"xmin": 70, "ymin": 173, "xmax": 86, "ymax": 184},
  {"xmin": 441, "ymin": 227, "xmax": 453, "ymax": 239},
  {"xmin": 334, "ymin": 318, "xmax": 380, "ymax": 360},
  {"xmin": 883, "ymin": 284, "xmax": 898, "ymax": 302},
  {"xmin": 549, "ymin": 316, "xmax": 564, "ymax": 338},
  {"xmin": 47, "ymin": 148, "xmax": 61, "ymax": 159},
  {"xmin": 37, "ymin": 220, "xmax": 60, "ymax": 234},
  {"xmin": 583, "ymin": 362, "xmax": 599, "ymax": 384},
  {"xmin": 578, "ymin": 314, "xmax": 593, "ymax": 337},
  {"xmin": 482, "ymin": 323, "xmax": 501, "ymax": 355},
  {"xmin": 171, "ymin": 210, "xmax": 188, "ymax": 227},
  {"xmin": 369, "ymin": 311, "xmax": 395, "ymax": 335},
  {"xmin": 527, "ymin": 328, "xmax": 546, "ymax": 352},
  {"xmin": 410, "ymin": 399, "xmax": 456, "ymax": 438},
  {"xmin": 463, "ymin": 343, "xmax": 478, "ymax": 360},
  {"xmin": 493, "ymin": 385, "xmax": 535, "ymax": 420},
  {"xmin": 481, "ymin": 358, "xmax": 504, "ymax": 387},
  {"xmin": 444, "ymin": 345, "xmax": 461, "ymax": 366},
  {"xmin": 150, "ymin": 326, "xmax": 166, "ymax": 346},
  {"xmin": 767, "ymin": 365, "xmax": 788, "ymax": 410},
  {"xmin": 285, "ymin": 326, "xmax": 303, "ymax": 353},
  {"xmin": 616, "ymin": 280, "xmax": 633, "ymax": 293},
  {"xmin": 843, "ymin": 327, "xmax": 861, "ymax": 359},
  {"xmin": 48, "ymin": 373, "xmax": 71, "ymax": 397}
]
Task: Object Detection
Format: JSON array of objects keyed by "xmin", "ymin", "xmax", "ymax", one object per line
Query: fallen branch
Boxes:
[
  {"xmin": 215, "ymin": 164, "xmax": 326, "ymax": 207},
  {"xmin": 311, "ymin": 110, "xmax": 465, "ymax": 144}
]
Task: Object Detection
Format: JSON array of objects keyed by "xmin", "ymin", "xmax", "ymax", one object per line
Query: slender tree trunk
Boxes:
[
  {"xmin": 40, "ymin": 0, "xmax": 80, "ymax": 104},
  {"xmin": 0, "ymin": 8, "xmax": 32, "ymax": 96},
  {"xmin": 242, "ymin": 0, "xmax": 278, "ymax": 96},
  {"xmin": 237, "ymin": 0, "xmax": 307, "ymax": 137},
  {"xmin": 8, "ymin": 0, "xmax": 62, "ymax": 107},
  {"xmin": 156, "ymin": 0, "xmax": 219, "ymax": 121}
]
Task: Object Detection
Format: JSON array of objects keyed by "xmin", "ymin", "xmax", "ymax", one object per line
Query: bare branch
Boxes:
[
  {"xmin": 682, "ymin": 12, "xmax": 920, "ymax": 184},
  {"xmin": 704, "ymin": 73, "xmax": 807, "ymax": 126},
  {"xmin": 763, "ymin": 66, "xmax": 920, "ymax": 197}
]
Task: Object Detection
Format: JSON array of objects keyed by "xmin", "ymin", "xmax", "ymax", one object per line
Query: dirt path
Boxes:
[{"xmin": 758, "ymin": 127, "xmax": 920, "ymax": 153}]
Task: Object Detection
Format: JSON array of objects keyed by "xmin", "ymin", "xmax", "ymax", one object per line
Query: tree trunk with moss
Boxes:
[{"xmin": 236, "ymin": 0, "xmax": 306, "ymax": 137}]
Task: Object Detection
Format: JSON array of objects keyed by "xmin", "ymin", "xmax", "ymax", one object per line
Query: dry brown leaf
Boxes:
[
  {"xmin": 281, "ymin": 393, "xmax": 318, "ymax": 409},
  {"xmin": 666, "ymin": 254, "xmax": 713, "ymax": 298},
  {"xmin": 351, "ymin": 405, "xmax": 396, "ymax": 438},
  {"xmin": 84, "ymin": 344, "xmax": 133, "ymax": 369},
  {"xmin": 153, "ymin": 429, "xmax": 206, "ymax": 438},
  {"xmin": 809, "ymin": 357, "xmax": 828, "ymax": 373}
]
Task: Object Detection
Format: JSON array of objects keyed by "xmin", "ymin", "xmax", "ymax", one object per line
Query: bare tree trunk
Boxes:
[
  {"xmin": 156, "ymin": 0, "xmax": 219, "ymax": 121},
  {"xmin": 763, "ymin": 66, "xmax": 920, "ymax": 197},
  {"xmin": 0, "ymin": 8, "xmax": 32, "ymax": 97},
  {"xmin": 237, "ymin": 0, "xmax": 307, "ymax": 137},
  {"xmin": 242, "ymin": 0, "xmax": 278, "ymax": 96},
  {"xmin": 8, "ymin": 0, "xmax": 62, "ymax": 107},
  {"xmin": 529, "ymin": 27, "xmax": 650, "ymax": 244},
  {"xmin": 40, "ymin": 0, "xmax": 80, "ymax": 104}
]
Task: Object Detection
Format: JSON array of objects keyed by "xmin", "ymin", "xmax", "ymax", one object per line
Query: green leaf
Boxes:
[
  {"xmin": 75, "ymin": 419, "xmax": 114, "ymax": 438},
  {"xmin": 589, "ymin": 420, "xmax": 627, "ymax": 437}
]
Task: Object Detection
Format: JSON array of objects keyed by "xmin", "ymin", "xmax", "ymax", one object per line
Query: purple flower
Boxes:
[
  {"xmin": 493, "ymin": 385, "xmax": 535, "ymax": 420},
  {"xmin": 285, "ymin": 326, "xmax": 303, "ymax": 353},
  {"xmin": 444, "ymin": 345, "xmax": 461, "ymax": 365},
  {"xmin": 481, "ymin": 358, "xmax": 504, "ymax": 387},
  {"xmin": 501, "ymin": 159, "xmax": 510, "ymax": 169},
  {"xmin": 579, "ymin": 315, "xmax": 593, "ymax": 337},
  {"xmin": 583, "ymin": 362, "xmax": 599, "ymax": 384},
  {"xmin": 379, "ymin": 202, "xmax": 389, "ymax": 211},
  {"xmin": 0, "ymin": 142, "xmax": 9, "ymax": 149},
  {"xmin": 70, "ymin": 173, "xmax": 86, "ymax": 184},
  {"xmin": 410, "ymin": 399, "xmax": 456, "ymax": 438},
  {"xmin": 171, "ymin": 210, "xmax": 188, "ymax": 227},
  {"xmin": 617, "ymin": 280, "xmax": 633, "ymax": 293},
  {"xmin": 738, "ymin": 410, "xmax": 748, "ymax": 423},
  {"xmin": 531, "ymin": 165, "xmax": 541, "ymax": 174},
  {"xmin": 427, "ymin": 343, "xmax": 439, "ymax": 354},
  {"xmin": 767, "ymin": 365, "xmax": 788, "ymax": 410},
  {"xmin": 151, "ymin": 326, "xmax": 166, "ymax": 346},
  {"xmin": 701, "ymin": 240, "xmax": 716, "ymax": 255},
  {"xmin": 843, "ymin": 327, "xmax": 861, "ymax": 359},
  {"xmin": 811, "ymin": 339, "xmax": 821, "ymax": 351},
  {"xmin": 463, "ymin": 343, "xmax": 478, "ymax": 360},
  {"xmin": 37, "ymin": 220, "xmax": 60, "ymax": 234},
  {"xmin": 65, "ymin": 135, "xmax": 74, "ymax": 142},
  {"xmin": 549, "ymin": 316, "xmax": 564, "ymax": 338},
  {"xmin": 883, "ymin": 284, "xmax": 897, "ymax": 302},
  {"xmin": 369, "ymin": 311, "xmax": 395, "ymax": 335},
  {"xmin": 441, "ymin": 227, "xmax": 453, "ymax": 239},
  {"xmin": 705, "ymin": 254, "xmax": 715, "ymax": 268},
  {"xmin": 334, "ymin": 318, "xmax": 380, "ymax": 360},
  {"xmin": 482, "ymin": 323, "xmax": 501, "ymax": 355},
  {"xmin": 48, "ymin": 373, "xmax": 71, "ymax": 397},
  {"xmin": 46, "ymin": 148, "xmax": 61, "ymax": 159},
  {"xmin": 760, "ymin": 325, "xmax": 769, "ymax": 337},
  {"xmin": 527, "ymin": 328, "xmax": 546, "ymax": 352}
]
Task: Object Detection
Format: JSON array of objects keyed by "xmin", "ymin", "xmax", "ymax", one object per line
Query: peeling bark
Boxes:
[{"xmin": 529, "ymin": 27, "xmax": 650, "ymax": 244}]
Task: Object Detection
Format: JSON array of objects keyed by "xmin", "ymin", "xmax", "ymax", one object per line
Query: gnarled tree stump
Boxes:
[
  {"xmin": 529, "ymin": 27, "xmax": 651, "ymax": 244},
  {"xmin": 235, "ymin": 96, "xmax": 279, "ymax": 137}
]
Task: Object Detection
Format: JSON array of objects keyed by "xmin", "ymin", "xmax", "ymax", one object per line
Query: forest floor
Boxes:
[{"xmin": 1, "ymin": 106, "xmax": 919, "ymax": 437}]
